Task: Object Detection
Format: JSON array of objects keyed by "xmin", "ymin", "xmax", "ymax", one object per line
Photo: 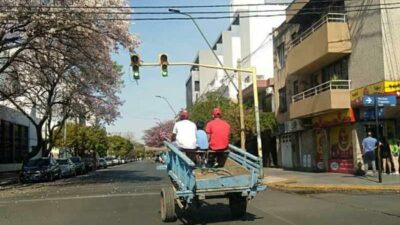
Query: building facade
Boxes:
[
  {"xmin": 273, "ymin": 0, "xmax": 400, "ymax": 173},
  {"xmin": 0, "ymin": 106, "xmax": 38, "ymax": 172},
  {"xmin": 186, "ymin": 0, "xmax": 286, "ymax": 107}
]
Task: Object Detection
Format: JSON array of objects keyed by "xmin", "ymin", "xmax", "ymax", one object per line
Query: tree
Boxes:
[
  {"xmin": 188, "ymin": 92, "xmax": 276, "ymax": 144},
  {"xmin": 54, "ymin": 123, "xmax": 108, "ymax": 157},
  {"xmin": 107, "ymin": 135, "xmax": 134, "ymax": 158},
  {"xmin": 143, "ymin": 120, "xmax": 175, "ymax": 147},
  {"xmin": 0, "ymin": 1, "xmax": 138, "ymax": 157}
]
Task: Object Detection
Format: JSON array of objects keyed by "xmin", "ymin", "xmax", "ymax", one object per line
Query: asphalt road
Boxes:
[{"xmin": 1, "ymin": 160, "xmax": 400, "ymax": 225}]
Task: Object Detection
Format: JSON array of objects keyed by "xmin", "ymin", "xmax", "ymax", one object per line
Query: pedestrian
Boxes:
[
  {"xmin": 205, "ymin": 107, "xmax": 231, "ymax": 167},
  {"xmin": 379, "ymin": 137, "xmax": 393, "ymax": 174},
  {"xmin": 388, "ymin": 134, "xmax": 400, "ymax": 175},
  {"xmin": 171, "ymin": 110, "xmax": 197, "ymax": 153},
  {"xmin": 362, "ymin": 131, "xmax": 377, "ymax": 175},
  {"xmin": 195, "ymin": 121, "xmax": 208, "ymax": 166}
]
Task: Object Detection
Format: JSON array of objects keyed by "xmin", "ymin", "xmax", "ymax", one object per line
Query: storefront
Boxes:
[
  {"xmin": 351, "ymin": 80, "xmax": 400, "ymax": 152},
  {"xmin": 279, "ymin": 119, "xmax": 315, "ymax": 171},
  {"xmin": 313, "ymin": 109, "xmax": 356, "ymax": 173}
]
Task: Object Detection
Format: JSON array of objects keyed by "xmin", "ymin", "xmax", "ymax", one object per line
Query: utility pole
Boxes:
[{"xmin": 237, "ymin": 59, "xmax": 246, "ymax": 150}]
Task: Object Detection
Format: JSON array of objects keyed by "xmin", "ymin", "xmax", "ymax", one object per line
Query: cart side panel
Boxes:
[
  {"xmin": 164, "ymin": 142, "xmax": 196, "ymax": 193},
  {"xmin": 196, "ymin": 174, "xmax": 251, "ymax": 190}
]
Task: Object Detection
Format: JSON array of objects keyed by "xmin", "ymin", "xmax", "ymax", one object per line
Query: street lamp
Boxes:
[
  {"xmin": 168, "ymin": 8, "xmax": 238, "ymax": 92},
  {"xmin": 155, "ymin": 95, "xmax": 177, "ymax": 117}
]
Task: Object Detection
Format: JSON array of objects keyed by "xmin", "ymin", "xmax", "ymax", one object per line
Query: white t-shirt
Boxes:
[{"xmin": 173, "ymin": 120, "xmax": 197, "ymax": 149}]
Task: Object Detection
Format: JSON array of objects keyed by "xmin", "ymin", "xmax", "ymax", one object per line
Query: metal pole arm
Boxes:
[{"xmin": 141, "ymin": 62, "xmax": 253, "ymax": 73}]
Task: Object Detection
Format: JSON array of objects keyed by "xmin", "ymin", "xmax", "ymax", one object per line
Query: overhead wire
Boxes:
[
  {"xmin": 2, "ymin": 2, "xmax": 400, "ymax": 15},
  {"xmin": 0, "ymin": 0, "xmax": 358, "ymax": 9},
  {"xmin": 1, "ymin": 4, "xmax": 400, "ymax": 21}
]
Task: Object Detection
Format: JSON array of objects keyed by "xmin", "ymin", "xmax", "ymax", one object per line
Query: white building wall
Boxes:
[
  {"xmin": 198, "ymin": 49, "xmax": 219, "ymax": 97},
  {"xmin": 187, "ymin": 0, "xmax": 286, "ymax": 104}
]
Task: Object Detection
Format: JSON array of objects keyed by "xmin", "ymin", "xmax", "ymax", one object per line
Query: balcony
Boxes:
[
  {"xmin": 286, "ymin": 13, "xmax": 351, "ymax": 76},
  {"xmin": 290, "ymin": 80, "xmax": 351, "ymax": 119}
]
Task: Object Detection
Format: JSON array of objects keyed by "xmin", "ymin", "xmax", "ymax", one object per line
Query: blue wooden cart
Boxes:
[{"xmin": 158, "ymin": 141, "xmax": 266, "ymax": 222}]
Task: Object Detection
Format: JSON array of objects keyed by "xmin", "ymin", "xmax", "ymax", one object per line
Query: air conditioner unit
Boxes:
[
  {"xmin": 266, "ymin": 87, "xmax": 274, "ymax": 95},
  {"xmin": 284, "ymin": 119, "xmax": 304, "ymax": 133}
]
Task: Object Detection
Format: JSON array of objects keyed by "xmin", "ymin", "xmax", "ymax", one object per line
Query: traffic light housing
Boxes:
[
  {"xmin": 131, "ymin": 54, "xmax": 140, "ymax": 80},
  {"xmin": 159, "ymin": 53, "xmax": 168, "ymax": 77}
]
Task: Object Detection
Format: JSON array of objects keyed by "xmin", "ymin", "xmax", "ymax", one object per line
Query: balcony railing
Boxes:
[
  {"xmin": 287, "ymin": 13, "xmax": 347, "ymax": 51},
  {"xmin": 292, "ymin": 80, "xmax": 351, "ymax": 103}
]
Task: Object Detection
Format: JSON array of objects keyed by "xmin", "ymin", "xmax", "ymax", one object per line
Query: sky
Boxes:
[{"xmin": 106, "ymin": 0, "xmax": 231, "ymax": 142}]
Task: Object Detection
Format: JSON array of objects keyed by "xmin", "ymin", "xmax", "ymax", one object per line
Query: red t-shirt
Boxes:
[{"xmin": 205, "ymin": 118, "xmax": 231, "ymax": 151}]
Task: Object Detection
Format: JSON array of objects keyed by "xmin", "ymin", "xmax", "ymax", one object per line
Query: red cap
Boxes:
[
  {"xmin": 180, "ymin": 110, "xmax": 189, "ymax": 119},
  {"xmin": 212, "ymin": 107, "xmax": 222, "ymax": 117}
]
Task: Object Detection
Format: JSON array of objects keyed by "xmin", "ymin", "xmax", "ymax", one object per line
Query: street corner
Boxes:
[{"xmin": 266, "ymin": 182, "xmax": 400, "ymax": 194}]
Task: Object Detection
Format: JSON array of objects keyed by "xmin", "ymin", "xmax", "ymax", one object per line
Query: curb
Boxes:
[{"xmin": 266, "ymin": 181, "xmax": 400, "ymax": 194}]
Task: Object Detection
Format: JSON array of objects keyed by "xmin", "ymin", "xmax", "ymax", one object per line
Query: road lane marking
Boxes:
[{"xmin": 0, "ymin": 192, "xmax": 160, "ymax": 204}]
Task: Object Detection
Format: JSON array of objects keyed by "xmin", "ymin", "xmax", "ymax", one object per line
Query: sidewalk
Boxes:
[
  {"xmin": 0, "ymin": 172, "xmax": 20, "ymax": 187},
  {"xmin": 263, "ymin": 168, "xmax": 400, "ymax": 193}
]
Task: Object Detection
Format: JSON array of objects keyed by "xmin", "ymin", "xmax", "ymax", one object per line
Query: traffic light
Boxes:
[
  {"xmin": 131, "ymin": 54, "xmax": 140, "ymax": 80},
  {"xmin": 159, "ymin": 53, "xmax": 168, "ymax": 77}
]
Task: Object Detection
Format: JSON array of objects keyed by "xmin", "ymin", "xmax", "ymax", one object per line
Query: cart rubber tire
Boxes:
[
  {"xmin": 229, "ymin": 194, "xmax": 247, "ymax": 218},
  {"xmin": 160, "ymin": 187, "xmax": 177, "ymax": 222}
]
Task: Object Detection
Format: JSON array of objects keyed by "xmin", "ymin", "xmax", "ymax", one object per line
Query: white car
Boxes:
[{"xmin": 112, "ymin": 158, "xmax": 119, "ymax": 165}]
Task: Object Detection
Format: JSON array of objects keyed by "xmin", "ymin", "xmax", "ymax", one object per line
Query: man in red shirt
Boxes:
[{"xmin": 205, "ymin": 107, "xmax": 231, "ymax": 167}]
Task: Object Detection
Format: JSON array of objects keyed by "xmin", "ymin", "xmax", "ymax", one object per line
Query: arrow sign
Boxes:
[{"xmin": 362, "ymin": 96, "xmax": 375, "ymax": 106}]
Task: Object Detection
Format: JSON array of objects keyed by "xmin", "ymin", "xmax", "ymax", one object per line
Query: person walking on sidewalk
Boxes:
[
  {"xmin": 388, "ymin": 134, "xmax": 400, "ymax": 175},
  {"xmin": 380, "ymin": 137, "xmax": 394, "ymax": 174},
  {"xmin": 362, "ymin": 131, "xmax": 377, "ymax": 175}
]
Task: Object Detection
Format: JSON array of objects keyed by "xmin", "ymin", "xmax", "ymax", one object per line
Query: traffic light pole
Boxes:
[{"xmin": 139, "ymin": 61, "xmax": 264, "ymax": 178}]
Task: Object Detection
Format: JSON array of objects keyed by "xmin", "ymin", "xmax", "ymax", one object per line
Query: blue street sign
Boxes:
[
  {"xmin": 362, "ymin": 95, "xmax": 397, "ymax": 107},
  {"xmin": 360, "ymin": 108, "xmax": 384, "ymax": 120}
]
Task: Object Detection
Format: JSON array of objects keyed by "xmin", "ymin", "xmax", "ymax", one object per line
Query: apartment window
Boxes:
[
  {"xmin": 322, "ymin": 57, "xmax": 349, "ymax": 82},
  {"xmin": 278, "ymin": 87, "xmax": 287, "ymax": 113},
  {"xmin": 293, "ymin": 80, "xmax": 299, "ymax": 95},
  {"xmin": 194, "ymin": 81, "xmax": 200, "ymax": 92},
  {"xmin": 277, "ymin": 43, "xmax": 286, "ymax": 68}
]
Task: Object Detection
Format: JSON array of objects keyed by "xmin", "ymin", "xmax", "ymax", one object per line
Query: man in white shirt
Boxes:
[{"xmin": 171, "ymin": 110, "xmax": 197, "ymax": 150}]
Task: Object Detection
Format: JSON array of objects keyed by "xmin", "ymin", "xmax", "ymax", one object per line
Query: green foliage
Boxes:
[
  {"xmin": 188, "ymin": 92, "xmax": 276, "ymax": 144},
  {"xmin": 107, "ymin": 135, "xmax": 134, "ymax": 157},
  {"xmin": 55, "ymin": 123, "xmax": 108, "ymax": 157}
]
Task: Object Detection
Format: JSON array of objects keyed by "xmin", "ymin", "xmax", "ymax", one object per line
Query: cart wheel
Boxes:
[
  {"xmin": 160, "ymin": 187, "xmax": 177, "ymax": 222},
  {"xmin": 229, "ymin": 194, "xmax": 247, "ymax": 218}
]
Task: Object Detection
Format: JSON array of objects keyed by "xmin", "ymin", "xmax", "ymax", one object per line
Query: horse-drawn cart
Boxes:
[{"xmin": 158, "ymin": 141, "xmax": 266, "ymax": 222}]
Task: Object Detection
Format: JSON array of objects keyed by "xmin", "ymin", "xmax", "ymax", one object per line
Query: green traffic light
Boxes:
[
  {"xmin": 161, "ymin": 64, "xmax": 168, "ymax": 77},
  {"xmin": 133, "ymin": 71, "xmax": 140, "ymax": 79}
]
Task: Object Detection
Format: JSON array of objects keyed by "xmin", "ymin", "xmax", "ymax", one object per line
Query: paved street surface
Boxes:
[{"xmin": 1, "ymin": 161, "xmax": 400, "ymax": 225}]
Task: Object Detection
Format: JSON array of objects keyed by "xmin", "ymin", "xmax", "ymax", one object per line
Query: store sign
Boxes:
[
  {"xmin": 351, "ymin": 81, "xmax": 400, "ymax": 107},
  {"xmin": 362, "ymin": 95, "xmax": 397, "ymax": 107},
  {"xmin": 384, "ymin": 81, "xmax": 400, "ymax": 93},
  {"xmin": 312, "ymin": 109, "xmax": 355, "ymax": 128}
]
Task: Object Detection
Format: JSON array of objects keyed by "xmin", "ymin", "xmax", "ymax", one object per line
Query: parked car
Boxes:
[
  {"xmin": 57, "ymin": 158, "xmax": 76, "ymax": 178},
  {"xmin": 121, "ymin": 158, "xmax": 126, "ymax": 164},
  {"xmin": 98, "ymin": 158, "xmax": 108, "ymax": 169},
  {"xmin": 83, "ymin": 158, "xmax": 95, "ymax": 171},
  {"xmin": 105, "ymin": 157, "xmax": 113, "ymax": 166},
  {"xmin": 112, "ymin": 158, "xmax": 119, "ymax": 165},
  {"xmin": 70, "ymin": 157, "xmax": 86, "ymax": 174},
  {"xmin": 20, "ymin": 157, "xmax": 61, "ymax": 182}
]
